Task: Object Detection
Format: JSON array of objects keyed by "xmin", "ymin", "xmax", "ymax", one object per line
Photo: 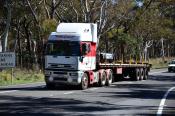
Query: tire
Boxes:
[
  {"xmin": 46, "ymin": 83, "xmax": 55, "ymax": 89},
  {"xmin": 106, "ymin": 70, "xmax": 113, "ymax": 86},
  {"xmin": 134, "ymin": 68, "xmax": 140, "ymax": 81},
  {"xmin": 143, "ymin": 69, "xmax": 148, "ymax": 80},
  {"xmin": 98, "ymin": 71, "xmax": 106, "ymax": 87},
  {"xmin": 80, "ymin": 73, "xmax": 89, "ymax": 90},
  {"xmin": 140, "ymin": 68, "xmax": 144, "ymax": 80}
]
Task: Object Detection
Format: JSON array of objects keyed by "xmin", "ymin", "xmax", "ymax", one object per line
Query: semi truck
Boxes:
[{"xmin": 44, "ymin": 23, "xmax": 151, "ymax": 89}]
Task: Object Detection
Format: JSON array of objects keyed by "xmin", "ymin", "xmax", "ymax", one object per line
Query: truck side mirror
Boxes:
[{"xmin": 82, "ymin": 43, "xmax": 90, "ymax": 55}]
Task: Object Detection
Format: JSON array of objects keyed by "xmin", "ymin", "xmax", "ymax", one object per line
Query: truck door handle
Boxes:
[{"xmin": 65, "ymin": 56, "xmax": 70, "ymax": 58}]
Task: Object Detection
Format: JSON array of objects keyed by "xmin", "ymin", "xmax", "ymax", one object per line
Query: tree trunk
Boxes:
[
  {"xmin": 161, "ymin": 38, "xmax": 165, "ymax": 62},
  {"xmin": 2, "ymin": 0, "xmax": 11, "ymax": 52}
]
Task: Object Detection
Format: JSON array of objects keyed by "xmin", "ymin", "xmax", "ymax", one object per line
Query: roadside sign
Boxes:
[{"xmin": 0, "ymin": 52, "xmax": 15, "ymax": 68}]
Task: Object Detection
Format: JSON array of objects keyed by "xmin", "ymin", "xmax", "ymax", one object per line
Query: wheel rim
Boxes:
[
  {"xmin": 102, "ymin": 74, "xmax": 106, "ymax": 85},
  {"xmin": 108, "ymin": 72, "xmax": 113, "ymax": 83},
  {"xmin": 82, "ymin": 74, "xmax": 88, "ymax": 89},
  {"xmin": 137, "ymin": 70, "xmax": 140, "ymax": 80}
]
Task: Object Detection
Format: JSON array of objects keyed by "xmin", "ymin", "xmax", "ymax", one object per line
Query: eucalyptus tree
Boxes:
[
  {"xmin": 0, "ymin": 0, "xmax": 12, "ymax": 52},
  {"xmin": 157, "ymin": 0, "xmax": 175, "ymax": 58},
  {"xmin": 53, "ymin": 0, "xmax": 116, "ymax": 46},
  {"xmin": 0, "ymin": 0, "xmax": 174, "ymax": 69},
  {"xmin": 102, "ymin": 0, "xmax": 154, "ymax": 62}
]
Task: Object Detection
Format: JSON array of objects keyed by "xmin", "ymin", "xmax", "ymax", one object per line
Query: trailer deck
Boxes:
[{"xmin": 98, "ymin": 63, "xmax": 151, "ymax": 68}]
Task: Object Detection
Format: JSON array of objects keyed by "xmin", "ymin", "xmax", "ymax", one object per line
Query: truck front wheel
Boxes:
[{"xmin": 80, "ymin": 73, "xmax": 89, "ymax": 90}]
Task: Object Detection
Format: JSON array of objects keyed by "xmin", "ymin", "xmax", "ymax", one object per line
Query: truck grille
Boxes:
[
  {"xmin": 53, "ymin": 72, "xmax": 67, "ymax": 75},
  {"xmin": 48, "ymin": 63, "xmax": 75, "ymax": 70}
]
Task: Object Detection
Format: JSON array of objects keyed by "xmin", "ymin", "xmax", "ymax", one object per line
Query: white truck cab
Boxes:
[{"xmin": 44, "ymin": 23, "xmax": 97, "ymax": 89}]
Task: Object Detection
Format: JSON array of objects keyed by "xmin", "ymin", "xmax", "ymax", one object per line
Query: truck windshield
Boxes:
[{"xmin": 46, "ymin": 40, "xmax": 80, "ymax": 56}]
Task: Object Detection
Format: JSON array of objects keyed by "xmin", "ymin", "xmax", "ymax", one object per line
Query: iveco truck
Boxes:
[{"xmin": 44, "ymin": 23, "xmax": 150, "ymax": 89}]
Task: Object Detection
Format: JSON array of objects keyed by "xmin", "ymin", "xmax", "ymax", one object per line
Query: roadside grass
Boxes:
[
  {"xmin": 149, "ymin": 57, "xmax": 175, "ymax": 69},
  {"xmin": 0, "ymin": 68, "xmax": 44, "ymax": 86}
]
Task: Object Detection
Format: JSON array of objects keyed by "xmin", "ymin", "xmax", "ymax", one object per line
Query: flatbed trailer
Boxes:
[
  {"xmin": 96, "ymin": 62, "xmax": 151, "ymax": 82},
  {"xmin": 98, "ymin": 63, "xmax": 150, "ymax": 68}
]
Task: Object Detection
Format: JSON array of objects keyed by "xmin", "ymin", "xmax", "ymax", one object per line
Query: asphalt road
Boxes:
[{"xmin": 0, "ymin": 69, "xmax": 175, "ymax": 116}]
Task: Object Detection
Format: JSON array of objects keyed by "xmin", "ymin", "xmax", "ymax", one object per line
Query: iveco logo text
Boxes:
[{"xmin": 57, "ymin": 65, "xmax": 64, "ymax": 67}]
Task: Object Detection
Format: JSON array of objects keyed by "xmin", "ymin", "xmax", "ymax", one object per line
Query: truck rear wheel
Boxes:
[
  {"xmin": 106, "ymin": 70, "xmax": 113, "ymax": 86},
  {"xmin": 98, "ymin": 71, "xmax": 106, "ymax": 87},
  {"xmin": 132, "ymin": 68, "xmax": 140, "ymax": 81},
  {"xmin": 143, "ymin": 69, "xmax": 148, "ymax": 80},
  {"xmin": 140, "ymin": 68, "xmax": 144, "ymax": 80},
  {"xmin": 80, "ymin": 73, "xmax": 88, "ymax": 90}
]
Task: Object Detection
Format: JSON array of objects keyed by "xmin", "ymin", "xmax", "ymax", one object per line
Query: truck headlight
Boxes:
[{"xmin": 49, "ymin": 76, "xmax": 54, "ymax": 82}]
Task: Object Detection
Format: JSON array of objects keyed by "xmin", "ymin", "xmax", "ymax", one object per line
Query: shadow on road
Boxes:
[
  {"xmin": 0, "ymin": 94, "xmax": 159, "ymax": 116},
  {"xmin": 103, "ymin": 73, "xmax": 175, "ymax": 100},
  {"xmin": 0, "ymin": 72, "xmax": 175, "ymax": 115},
  {"xmin": 150, "ymin": 74, "xmax": 175, "ymax": 82}
]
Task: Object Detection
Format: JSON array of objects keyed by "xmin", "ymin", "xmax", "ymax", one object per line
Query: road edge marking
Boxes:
[
  {"xmin": 157, "ymin": 86, "xmax": 175, "ymax": 116},
  {"xmin": 63, "ymin": 91, "xmax": 74, "ymax": 95},
  {"xmin": 149, "ymin": 71, "xmax": 165, "ymax": 75},
  {"xmin": 0, "ymin": 90, "xmax": 18, "ymax": 94}
]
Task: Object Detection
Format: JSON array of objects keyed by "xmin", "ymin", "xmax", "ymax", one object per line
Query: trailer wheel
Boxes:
[
  {"xmin": 106, "ymin": 70, "xmax": 113, "ymax": 86},
  {"xmin": 80, "ymin": 73, "xmax": 89, "ymax": 90},
  {"xmin": 98, "ymin": 71, "xmax": 106, "ymax": 87},
  {"xmin": 143, "ymin": 69, "xmax": 148, "ymax": 80},
  {"xmin": 140, "ymin": 68, "xmax": 144, "ymax": 80},
  {"xmin": 46, "ymin": 83, "xmax": 55, "ymax": 89},
  {"xmin": 134, "ymin": 68, "xmax": 140, "ymax": 81}
]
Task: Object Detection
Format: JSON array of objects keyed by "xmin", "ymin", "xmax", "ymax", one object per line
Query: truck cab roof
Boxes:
[{"xmin": 51, "ymin": 23, "xmax": 97, "ymax": 42}]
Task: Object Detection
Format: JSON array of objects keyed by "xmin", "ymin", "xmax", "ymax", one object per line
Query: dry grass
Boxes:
[
  {"xmin": 149, "ymin": 57, "xmax": 175, "ymax": 69},
  {"xmin": 0, "ymin": 68, "xmax": 44, "ymax": 86}
]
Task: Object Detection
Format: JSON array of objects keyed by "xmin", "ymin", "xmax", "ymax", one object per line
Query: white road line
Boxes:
[
  {"xmin": 0, "ymin": 85, "xmax": 45, "ymax": 94},
  {"xmin": 127, "ymin": 82, "xmax": 133, "ymax": 84},
  {"xmin": 0, "ymin": 90, "xmax": 18, "ymax": 94},
  {"xmin": 89, "ymin": 88, "xmax": 98, "ymax": 91},
  {"xmin": 63, "ymin": 91, "xmax": 74, "ymax": 95},
  {"xmin": 157, "ymin": 87, "xmax": 175, "ymax": 116},
  {"xmin": 150, "ymin": 71, "xmax": 165, "ymax": 75},
  {"xmin": 110, "ymin": 84, "xmax": 116, "ymax": 87}
]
